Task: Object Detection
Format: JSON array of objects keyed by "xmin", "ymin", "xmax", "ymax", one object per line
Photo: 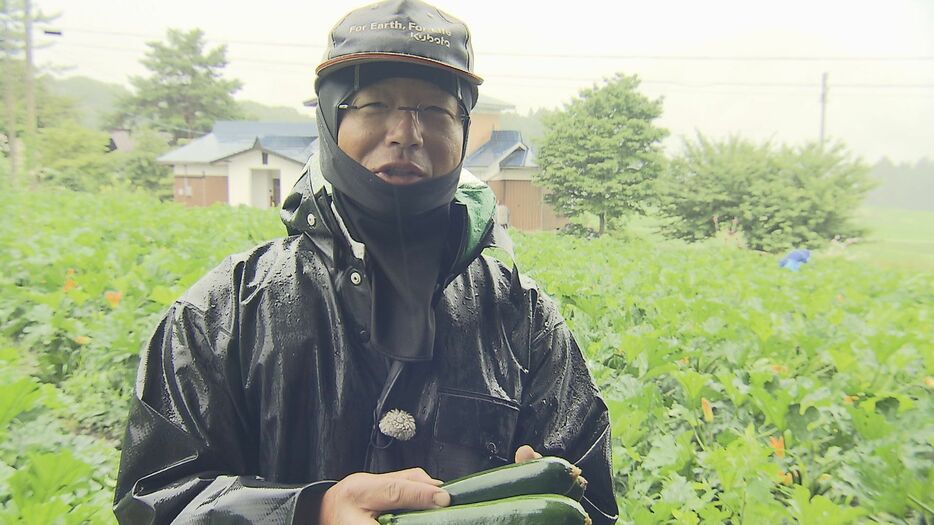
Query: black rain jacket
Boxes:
[{"xmin": 113, "ymin": 162, "xmax": 619, "ymax": 524}]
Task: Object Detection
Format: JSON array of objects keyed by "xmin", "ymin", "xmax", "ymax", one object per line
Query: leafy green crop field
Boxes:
[{"xmin": 1, "ymin": 189, "xmax": 932, "ymax": 524}]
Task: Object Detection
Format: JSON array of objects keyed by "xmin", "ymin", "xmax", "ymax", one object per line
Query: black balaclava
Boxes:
[{"xmin": 316, "ymin": 63, "xmax": 474, "ymax": 363}]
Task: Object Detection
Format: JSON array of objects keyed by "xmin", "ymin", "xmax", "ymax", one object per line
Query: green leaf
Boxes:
[
  {"xmin": 148, "ymin": 285, "xmax": 178, "ymax": 305},
  {"xmin": 0, "ymin": 378, "xmax": 42, "ymax": 429},
  {"xmin": 847, "ymin": 403, "xmax": 892, "ymax": 441},
  {"xmin": 672, "ymin": 370, "xmax": 709, "ymax": 407},
  {"xmin": 8, "ymin": 451, "xmax": 94, "ymax": 504},
  {"xmin": 789, "ymin": 485, "xmax": 866, "ymax": 525},
  {"xmin": 750, "ymin": 385, "xmax": 792, "ymax": 431}
]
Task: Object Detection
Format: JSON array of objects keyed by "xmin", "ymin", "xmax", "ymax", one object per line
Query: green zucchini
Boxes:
[
  {"xmin": 376, "ymin": 494, "xmax": 591, "ymax": 525},
  {"xmin": 441, "ymin": 456, "xmax": 585, "ymax": 505}
]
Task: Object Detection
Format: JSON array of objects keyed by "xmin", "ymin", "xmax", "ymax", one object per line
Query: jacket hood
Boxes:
[{"xmin": 281, "ymin": 159, "xmax": 501, "ymax": 273}]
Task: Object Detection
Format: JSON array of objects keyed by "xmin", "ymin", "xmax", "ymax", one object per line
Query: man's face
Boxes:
[{"xmin": 337, "ymin": 77, "xmax": 465, "ymax": 186}]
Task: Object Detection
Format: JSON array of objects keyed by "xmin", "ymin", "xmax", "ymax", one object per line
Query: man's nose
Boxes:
[{"xmin": 384, "ymin": 109, "xmax": 424, "ymax": 148}]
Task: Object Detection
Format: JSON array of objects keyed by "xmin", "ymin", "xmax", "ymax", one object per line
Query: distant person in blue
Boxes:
[{"xmin": 779, "ymin": 249, "xmax": 811, "ymax": 271}]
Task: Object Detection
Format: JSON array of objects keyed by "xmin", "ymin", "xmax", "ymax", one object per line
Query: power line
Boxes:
[
  {"xmin": 56, "ymin": 26, "xmax": 934, "ymax": 62},
  {"xmin": 479, "ymin": 51, "xmax": 934, "ymax": 62},
  {"xmin": 482, "ymin": 74, "xmax": 934, "ymax": 89},
  {"xmin": 57, "ymin": 26, "xmax": 324, "ymax": 50},
  {"xmin": 45, "ymin": 42, "xmax": 934, "ymax": 89},
  {"xmin": 48, "ymin": 45, "xmax": 934, "ymax": 90}
]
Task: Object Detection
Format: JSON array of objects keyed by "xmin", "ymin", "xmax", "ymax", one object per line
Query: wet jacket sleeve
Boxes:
[
  {"xmin": 514, "ymin": 293, "xmax": 619, "ymax": 525},
  {"xmin": 113, "ymin": 300, "xmax": 333, "ymax": 524}
]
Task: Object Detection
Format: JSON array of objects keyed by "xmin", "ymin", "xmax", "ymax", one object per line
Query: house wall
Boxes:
[
  {"xmin": 172, "ymin": 163, "xmax": 227, "ymax": 177},
  {"xmin": 174, "ymin": 175, "xmax": 229, "ymax": 207},
  {"xmin": 226, "ymin": 149, "xmax": 302, "ymax": 208},
  {"xmin": 466, "ymin": 112, "xmax": 500, "ymax": 156},
  {"xmin": 172, "ymin": 163, "xmax": 229, "ymax": 206},
  {"xmin": 487, "ymin": 180, "xmax": 504, "ymax": 199},
  {"xmin": 486, "ymin": 169, "xmax": 567, "ymax": 231},
  {"xmin": 539, "ymin": 190, "xmax": 567, "ymax": 231}
]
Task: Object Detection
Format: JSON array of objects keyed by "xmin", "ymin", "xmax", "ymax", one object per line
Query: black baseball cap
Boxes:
[{"xmin": 316, "ymin": 0, "xmax": 484, "ymax": 88}]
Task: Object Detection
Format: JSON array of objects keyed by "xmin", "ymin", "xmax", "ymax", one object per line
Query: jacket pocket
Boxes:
[{"xmin": 432, "ymin": 388, "xmax": 519, "ymax": 478}]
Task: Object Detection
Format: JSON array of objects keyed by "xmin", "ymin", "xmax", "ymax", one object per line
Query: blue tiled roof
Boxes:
[
  {"xmin": 213, "ymin": 121, "xmax": 317, "ymax": 140},
  {"xmin": 159, "ymin": 121, "xmax": 317, "ymax": 165},
  {"xmin": 501, "ymin": 148, "xmax": 528, "ymax": 167},
  {"xmin": 465, "ymin": 130, "xmax": 534, "ymax": 169},
  {"xmin": 258, "ymin": 135, "xmax": 319, "ymax": 164}
]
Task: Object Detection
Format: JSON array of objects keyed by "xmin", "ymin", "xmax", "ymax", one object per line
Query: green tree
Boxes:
[
  {"xmin": 535, "ymin": 73, "xmax": 667, "ymax": 235},
  {"xmin": 2, "ymin": 1, "xmax": 62, "ymax": 186},
  {"xmin": 1, "ymin": 61, "xmax": 79, "ymax": 187},
  {"xmin": 110, "ymin": 28, "xmax": 242, "ymax": 144},
  {"xmin": 658, "ymin": 134, "xmax": 874, "ymax": 252},
  {"xmin": 0, "ymin": 61, "xmax": 77, "ymax": 133},
  {"xmin": 35, "ymin": 120, "xmax": 115, "ymax": 191},
  {"xmin": 117, "ymin": 127, "xmax": 173, "ymax": 200}
]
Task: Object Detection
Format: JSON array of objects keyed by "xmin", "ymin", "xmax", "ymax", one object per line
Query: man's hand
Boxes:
[
  {"xmin": 318, "ymin": 467, "xmax": 450, "ymax": 525},
  {"xmin": 514, "ymin": 444, "xmax": 543, "ymax": 463}
]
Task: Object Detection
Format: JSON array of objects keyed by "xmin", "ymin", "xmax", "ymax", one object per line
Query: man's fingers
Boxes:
[
  {"xmin": 359, "ymin": 477, "xmax": 450, "ymax": 512},
  {"xmin": 385, "ymin": 467, "xmax": 443, "ymax": 486},
  {"xmin": 514, "ymin": 444, "xmax": 542, "ymax": 463}
]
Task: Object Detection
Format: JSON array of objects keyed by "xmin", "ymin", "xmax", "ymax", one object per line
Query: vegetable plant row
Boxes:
[{"xmin": 1, "ymin": 189, "xmax": 931, "ymax": 523}]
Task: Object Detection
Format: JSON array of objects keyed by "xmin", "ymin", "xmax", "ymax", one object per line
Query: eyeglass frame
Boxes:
[{"xmin": 337, "ymin": 101, "xmax": 469, "ymax": 132}]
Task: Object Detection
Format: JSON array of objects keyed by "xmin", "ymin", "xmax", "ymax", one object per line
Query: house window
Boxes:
[{"xmin": 262, "ymin": 152, "xmax": 269, "ymax": 165}]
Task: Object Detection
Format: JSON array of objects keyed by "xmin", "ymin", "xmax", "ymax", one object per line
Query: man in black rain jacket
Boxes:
[{"xmin": 114, "ymin": 1, "xmax": 618, "ymax": 523}]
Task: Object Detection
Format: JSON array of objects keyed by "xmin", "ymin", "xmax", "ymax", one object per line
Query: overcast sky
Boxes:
[{"xmin": 37, "ymin": 0, "xmax": 934, "ymax": 163}]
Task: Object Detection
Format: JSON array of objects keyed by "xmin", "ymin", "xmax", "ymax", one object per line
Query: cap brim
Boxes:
[{"xmin": 316, "ymin": 52, "xmax": 483, "ymax": 86}]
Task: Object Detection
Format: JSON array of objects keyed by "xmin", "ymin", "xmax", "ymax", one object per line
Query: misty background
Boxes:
[{"xmin": 36, "ymin": 0, "xmax": 933, "ymax": 163}]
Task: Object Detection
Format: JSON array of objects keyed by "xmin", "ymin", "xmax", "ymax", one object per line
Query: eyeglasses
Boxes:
[{"xmin": 337, "ymin": 101, "xmax": 466, "ymax": 133}]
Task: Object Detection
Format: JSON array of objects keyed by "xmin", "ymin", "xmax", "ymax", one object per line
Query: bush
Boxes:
[
  {"xmin": 658, "ymin": 135, "xmax": 874, "ymax": 252},
  {"xmin": 116, "ymin": 128, "xmax": 173, "ymax": 200},
  {"xmin": 560, "ymin": 222, "xmax": 600, "ymax": 239},
  {"xmin": 35, "ymin": 121, "xmax": 116, "ymax": 192}
]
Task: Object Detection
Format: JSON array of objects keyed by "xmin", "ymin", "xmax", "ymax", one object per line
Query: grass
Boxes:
[
  {"xmin": 845, "ymin": 206, "xmax": 934, "ymax": 272},
  {"xmin": 597, "ymin": 206, "xmax": 934, "ymax": 274}
]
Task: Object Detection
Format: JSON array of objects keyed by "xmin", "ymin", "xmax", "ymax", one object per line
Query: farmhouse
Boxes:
[{"xmin": 158, "ymin": 121, "xmax": 317, "ymax": 208}]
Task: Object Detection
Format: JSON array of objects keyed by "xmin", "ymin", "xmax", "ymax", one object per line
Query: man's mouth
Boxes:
[{"xmin": 373, "ymin": 163, "xmax": 427, "ymax": 185}]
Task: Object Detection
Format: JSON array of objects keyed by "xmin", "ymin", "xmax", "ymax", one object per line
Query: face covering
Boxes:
[{"xmin": 315, "ymin": 64, "xmax": 473, "ymax": 362}]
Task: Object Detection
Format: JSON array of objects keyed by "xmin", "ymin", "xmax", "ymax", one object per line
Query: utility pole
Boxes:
[
  {"xmin": 819, "ymin": 72, "xmax": 828, "ymax": 147},
  {"xmin": 2, "ymin": 0, "xmax": 20, "ymax": 186},
  {"xmin": 23, "ymin": 0, "xmax": 36, "ymax": 185},
  {"xmin": 24, "ymin": 0, "xmax": 34, "ymax": 136}
]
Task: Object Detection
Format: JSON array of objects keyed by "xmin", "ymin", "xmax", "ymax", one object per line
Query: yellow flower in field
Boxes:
[
  {"xmin": 778, "ymin": 471, "xmax": 794, "ymax": 486},
  {"xmin": 677, "ymin": 357, "xmax": 689, "ymax": 366},
  {"xmin": 74, "ymin": 335, "xmax": 91, "ymax": 345},
  {"xmin": 701, "ymin": 398, "xmax": 713, "ymax": 422},
  {"xmin": 769, "ymin": 436, "xmax": 785, "ymax": 458},
  {"xmin": 925, "ymin": 377, "xmax": 934, "ymax": 388},
  {"xmin": 843, "ymin": 394, "xmax": 858, "ymax": 405},
  {"xmin": 769, "ymin": 364, "xmax": 788, "ymax": 375},
  {"xmin": 105, "ymin": 290, "xmax": 123, "ymax": 308},
  {"xmin": 63, "ymin": 278, "xmax": 77, "ymax": 293}
]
